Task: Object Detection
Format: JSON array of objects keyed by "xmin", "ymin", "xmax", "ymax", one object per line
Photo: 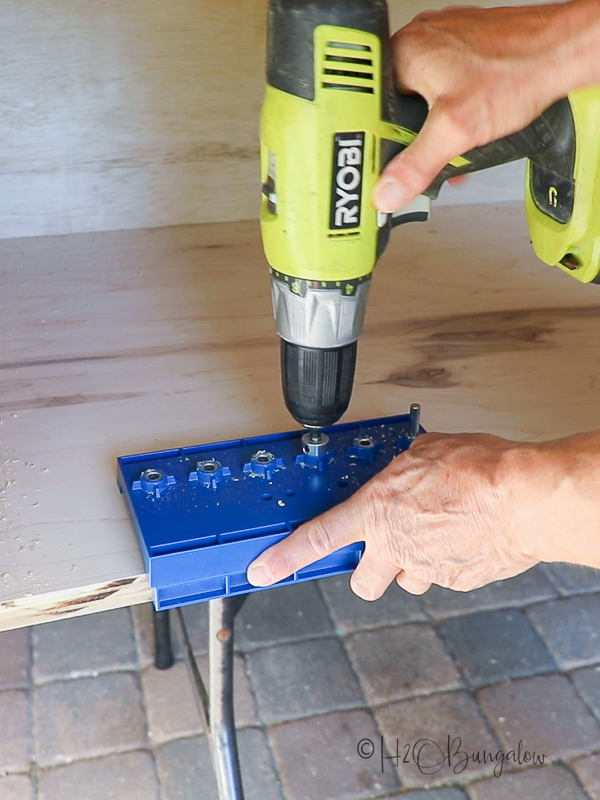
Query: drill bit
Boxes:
[
  {"xmin": 301, "ymin": 427, "xmax": 329, "ymax": 457},
  {"xmin": 309, "ymin": 428, "xmax": 323, "ymax": 445}
]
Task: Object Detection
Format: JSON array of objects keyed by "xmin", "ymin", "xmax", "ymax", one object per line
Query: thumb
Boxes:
[{"xmin": 373, "ymin": 103, "xmax": 471, "ymax": 213}]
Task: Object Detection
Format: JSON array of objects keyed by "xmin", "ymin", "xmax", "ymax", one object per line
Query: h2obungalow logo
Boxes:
[{"xmin": 330, "ymin": 132, "xmax": 365, "ymax": 230}]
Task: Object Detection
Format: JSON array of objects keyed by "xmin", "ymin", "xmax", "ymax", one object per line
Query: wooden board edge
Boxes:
[{"xmin": 0, "ymin": 574, "xmax": 152, "ymax": 632}]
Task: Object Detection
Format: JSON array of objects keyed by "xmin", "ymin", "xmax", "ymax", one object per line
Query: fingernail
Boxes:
[
  {"xmin": 247, "ymin": 564, "xmax": 273, "ymax": 586},
  {"xmin": 374, "ymin": 178, "xmax": 409, "ymax": 213}
]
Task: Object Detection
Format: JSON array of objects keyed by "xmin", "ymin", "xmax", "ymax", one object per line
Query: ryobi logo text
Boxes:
[{"xmin": 330, "ymin": 132, "xmax": 365, "ymax": 230}]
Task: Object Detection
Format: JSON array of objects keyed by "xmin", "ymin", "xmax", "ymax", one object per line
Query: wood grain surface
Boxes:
[
  {"xmin": 1, "ymin": 201, "xmax": 599, "ymax": 630},
  {"xmin": 1, "ymin": 0, "xmax": 549, "ymax": 239}
]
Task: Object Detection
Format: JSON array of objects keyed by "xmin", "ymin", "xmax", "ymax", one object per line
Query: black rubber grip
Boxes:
[{"xmin": 386, "ymin": 94, "xmax": 575, "ymax": 202}]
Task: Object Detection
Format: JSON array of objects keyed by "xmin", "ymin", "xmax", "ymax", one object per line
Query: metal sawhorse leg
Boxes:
[{"xmin": 153, "ymin": 596, "xmax": 248, "ymax": 800}]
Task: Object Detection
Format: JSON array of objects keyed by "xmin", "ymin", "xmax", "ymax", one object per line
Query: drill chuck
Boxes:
[{"xmin": 281, "ymin": 339, "xmax": 357, "ymax": 428}]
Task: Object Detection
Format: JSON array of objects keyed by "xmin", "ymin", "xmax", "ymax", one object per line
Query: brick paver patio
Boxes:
[{"xmin": 2, "ymin": 563, "xmax": 600, "ymax": 799}]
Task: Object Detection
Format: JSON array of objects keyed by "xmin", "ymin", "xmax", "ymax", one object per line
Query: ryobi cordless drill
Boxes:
[{"xmin": 260, "ymin": 0, "xmax": 600, "ymax": 433}]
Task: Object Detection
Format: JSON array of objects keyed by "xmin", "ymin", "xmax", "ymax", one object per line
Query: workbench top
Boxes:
[{"xmin": 2, "ymin": 202, "xmax": 599, "ymax": 631}]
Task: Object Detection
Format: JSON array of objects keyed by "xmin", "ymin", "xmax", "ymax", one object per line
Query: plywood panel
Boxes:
[
  {"xmin": 2, "ymin": 202, "xmax": 600, "ymax": 630},
  {"xmin": 0, "ymin": 0, "xmax": 552, "ymax": 238}
]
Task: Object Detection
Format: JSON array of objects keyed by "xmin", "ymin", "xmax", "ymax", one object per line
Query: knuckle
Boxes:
[
  {"xmin": 390, "ymin": 28, "xmax": 405, "ymax": 47},
  {"xmin": 359, "ymin": 478, "xmax": 393, "ymax": 529},
  {"xmin": 350, "ymin": 576, "xmax": 378, "ymax": 602},
  {"xmin": 410, "ymin": 581, "xmax": 432, "ymax": 596},
  {"xmin": 305, "ymin": 518, "xmax": 333, "ymax": 561},
  {"xmin": 361, "ymin": 474, "xmax": 389, "ymax": 507},
  {"xmin": 391, "ymin": 153, "xmax": 434, "ymax": 193},
  {"xmin": 350, "ymin": 479, "xmax": 392, "ymax": 543},
  {"xmin": 362, "ymin": 482, "xmax": 409, "ymax": 563},
  {"xmin": 438, "ymin": 567, "xmax": 463, "ymax": 589},
  {"xmin": 398, "ymin": 13, "xmax": 433, "ymax": 40},
  {"xmin": 431, "ymin": 97, "xmax": 471, "ymax": 133},
  {"xmin": 440, "ymin": 100, "xmax": 491, "ymax": 150},
  {"xmin": 267, "ymin": 549, "xmax": 295, "ymax": 580},
  {"xmin": 447, "ymin": 572, "xmax": 476, "ymax": 592},
  {"xmin": 392, "ymin": 24, "xmax": 419, "ymax": 48},
  {"xmin": 410, "ymin": 567, "xmax": 435, "ymax": 586},
  {"xmin": 398, "ymin": 570, "xmax": 430, "ymax": 595},
  {"xmin": 412, "ymin": 8, "xmax": 441, "ymax": 23},
  {"xmin": 408, "ymin": 431, "xmax": 445, "ymax": 454},
  {"xmin": 416, "ymin": 431, "xmax": 445, "ymax": 445}
]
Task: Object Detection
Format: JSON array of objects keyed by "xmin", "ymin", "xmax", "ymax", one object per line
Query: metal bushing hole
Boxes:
[
  {"xmin": 144, "ymin": 469, "xmax": 162, "ymax": 482},
  {"xmin": 254, "ymin": 452, "xmax": 274, "ymax": 464},
  {"xmin": 198, "ymin": 460, "xmax": 221, "ymax": 473}
]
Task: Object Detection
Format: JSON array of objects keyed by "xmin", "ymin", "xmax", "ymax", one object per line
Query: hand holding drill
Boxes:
[{"xmin": 252, "ymin": 0, "xmax": 600, "ymax": 598}]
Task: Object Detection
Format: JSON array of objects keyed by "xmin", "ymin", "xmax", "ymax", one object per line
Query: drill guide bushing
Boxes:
[{"xmin": 117, "ymin": 410, "xmax": 423, "ymax": 610}]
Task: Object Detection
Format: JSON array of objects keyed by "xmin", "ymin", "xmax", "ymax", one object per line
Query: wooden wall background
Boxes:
[{"xmin": 1, "ymin": 0, "xmax": 550, "ymax": 239}]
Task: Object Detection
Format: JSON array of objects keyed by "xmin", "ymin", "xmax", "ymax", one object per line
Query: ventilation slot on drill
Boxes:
[{"xmin": 322, "ymin": 42, "xmax": 374, "ymax": 94}]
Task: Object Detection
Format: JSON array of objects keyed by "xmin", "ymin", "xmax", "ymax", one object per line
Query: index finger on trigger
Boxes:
[{"xmin": 246, "ymin": 501, "xmax": 360, "ymax": 587}]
